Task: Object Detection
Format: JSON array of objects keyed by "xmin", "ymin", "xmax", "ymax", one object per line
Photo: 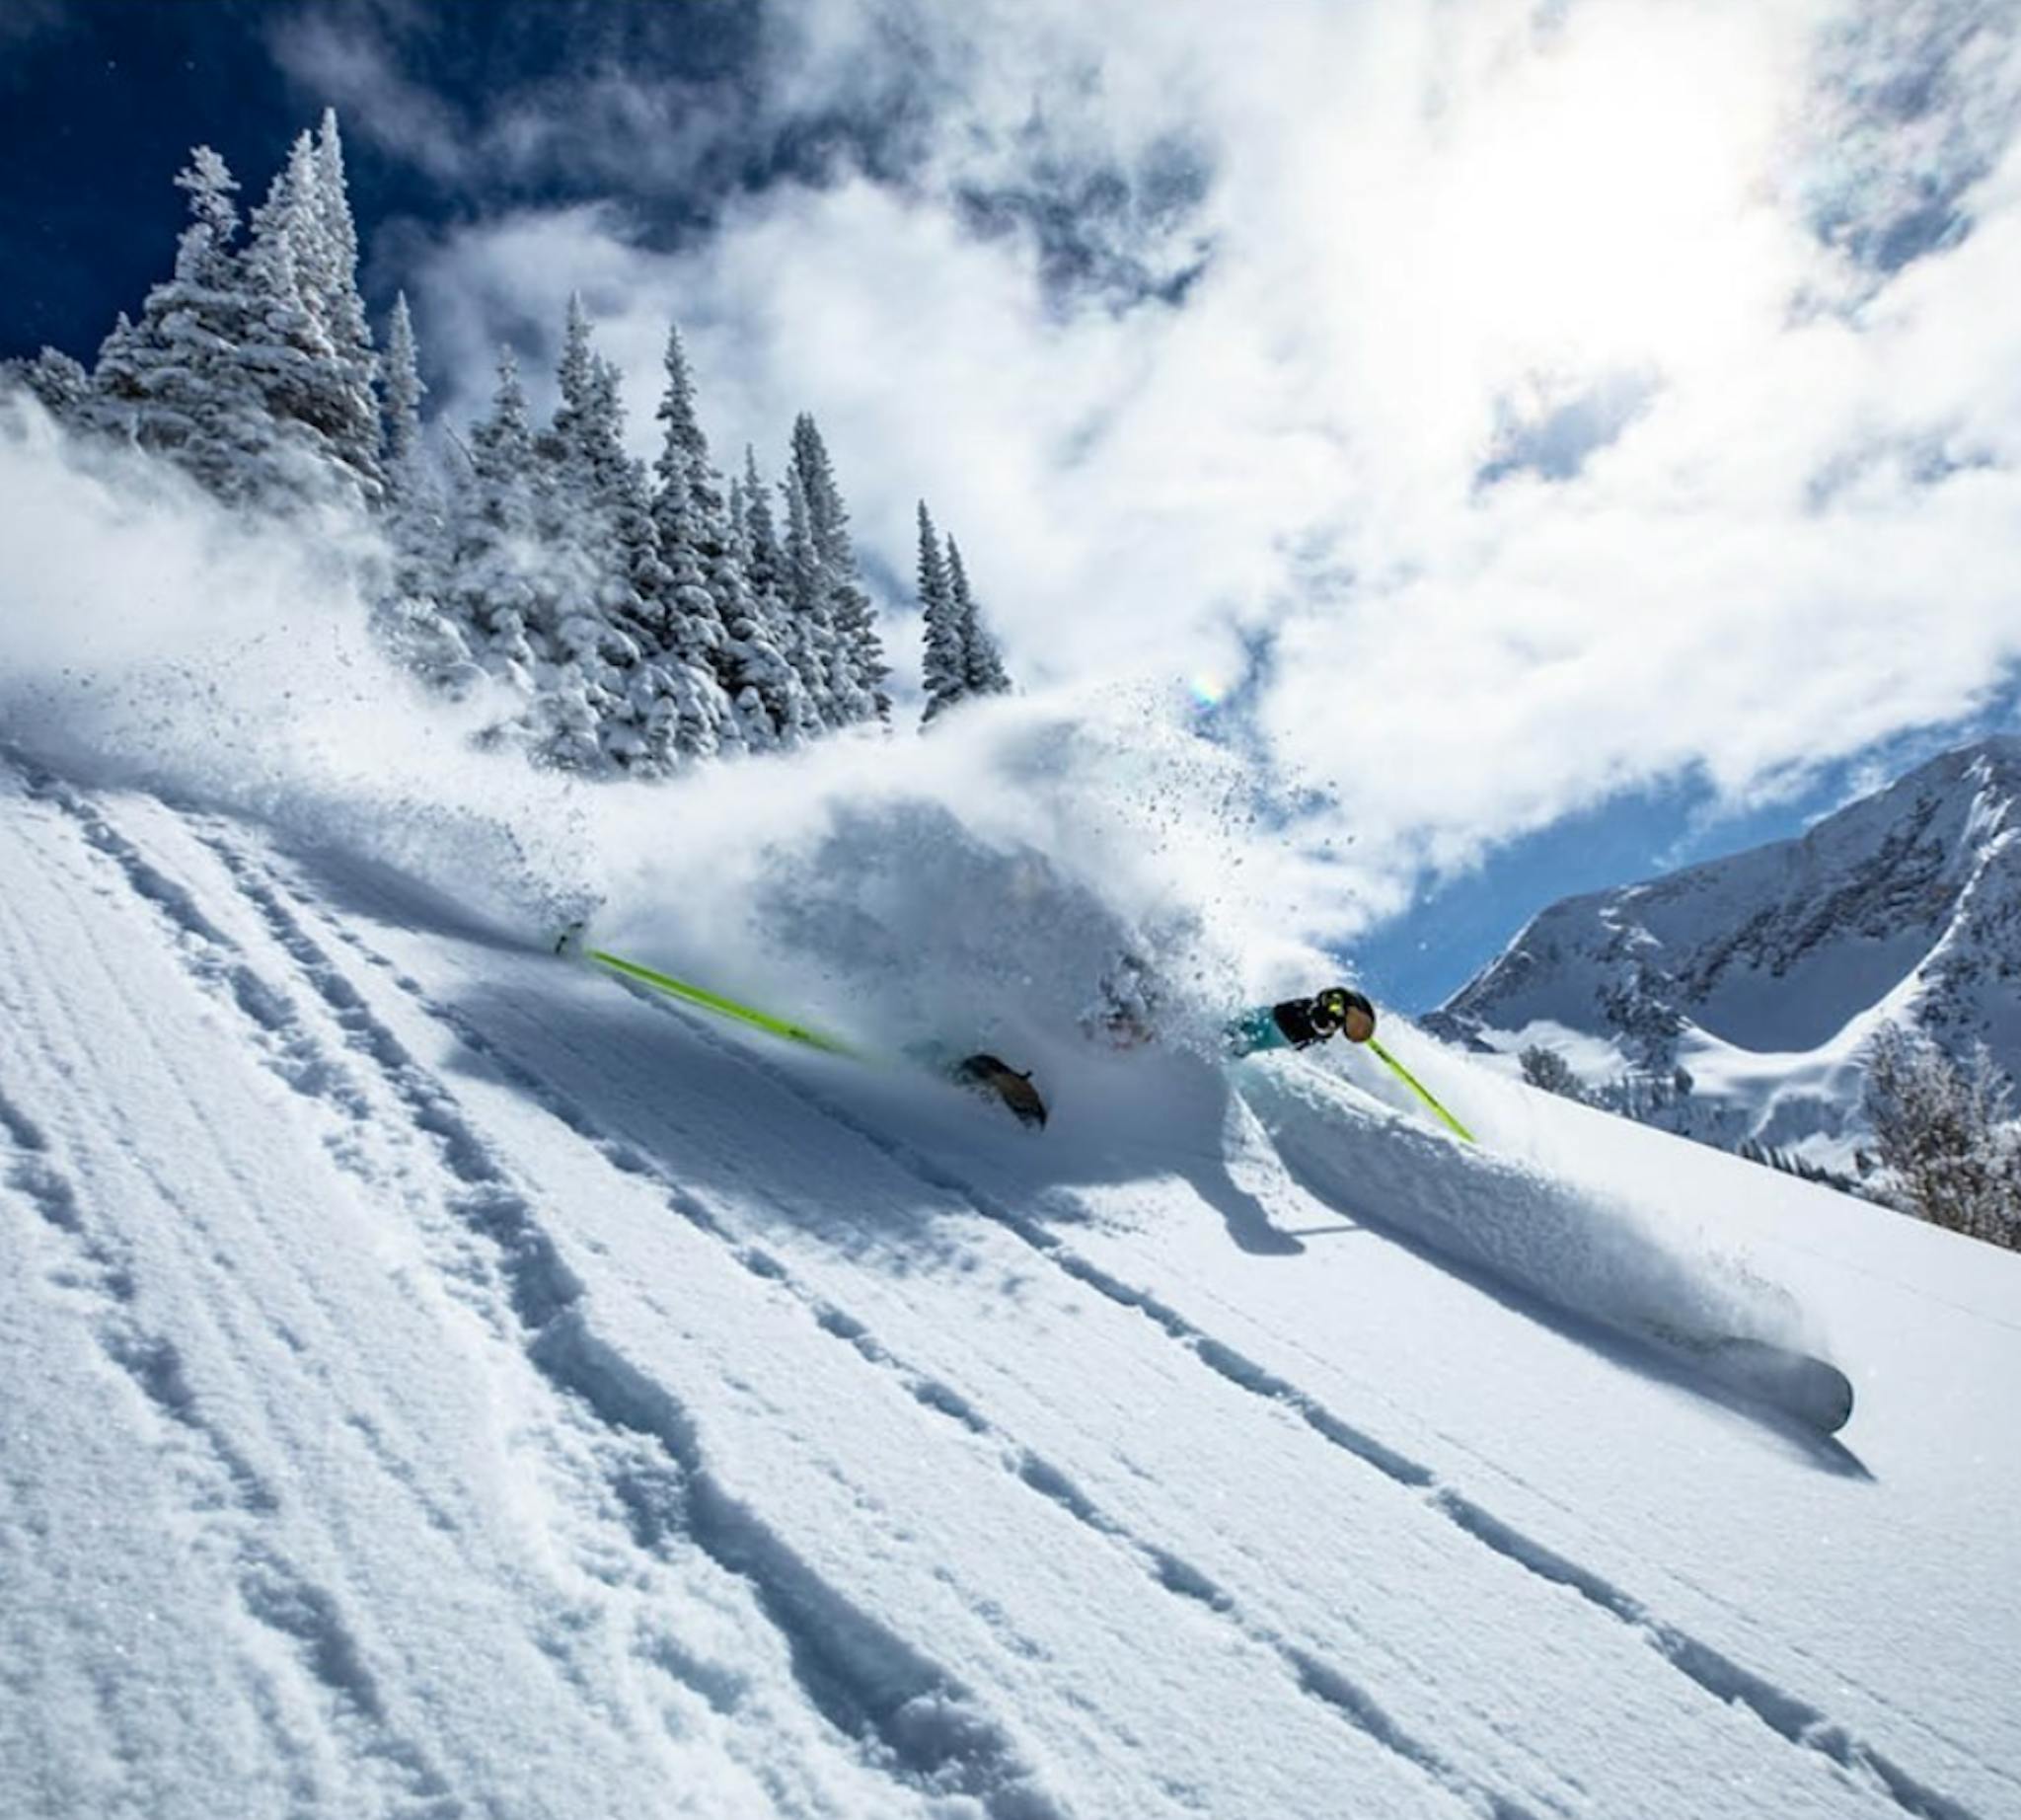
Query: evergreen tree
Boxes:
[
  {"xmin": 647, "ymin": 322, "xmax": 744, "ymax": 760},
  {"xmin": 581, "ymin": 355, "xmax": 675, "ymax": 773},
  {"xmin": 382, "ymin": 291, "xmax": 424, "ymax": 470},
  {"xmin": 50, "ymin": 114, "xmax": 378, "ymax": 508},
  {"xmin": 533, "ymin": 299, "xmax": 667, "ymax": 772},
  {"xmin": 375, "ymin": 292, "xmax": 470, "ymax": 688},
  {"xmin": 946, "ymin": 535, "xmax": 1012, "ymax": 697},
  {"xmin": 241, "ymin": 134, "xmax": 328, "ymax": 450},
  {"xmin": 446, "ymin": 348, "xmax": 544, "ymax": 696},
  {"xmin": 235, "ymin": 121, "xmax": 381, "ymax": 502},
  {"xmin": 653, "ymin": 320, "xmax": 814, "ymax": 753},
  {"xmin": 727, "ymin": 466, "xmax": 816, "ymax": 744},
  {"xmin": 90, "ymin": 311, "xmax": 146, "ymax": 425},
  {"xmin": 739, "ymin": 447, "xmax": 786, "ymax": 602},
  {"xmin": 93, "ymin": 147, "xmax": 291, "ymax": 501},
  {"xmin": 588, "ymin": 349, "xmax": 743, "ymax": 775},
  {"xmin": 8, "ymin": 347, "xmax": 92, "ymax": 419},
  {"xmin": 1863, "ymin": 1027, "xmax": 2021, "ymax": 1250},
  {"xmin": 306, "ymin": 111, "xmax": 383, "ymax": 494},
  {"xmin": 780, "ymin": 465, "xmax": 844, "ymax": 728},
  {"xmin": 917, "ymin": 501, "xmax": 966, "ymax": 725},
  {"xmin": 737, "ymin": 444, "xmax": 820, "ymax": 739},
  {"xmin": 544, "ymin": 294, "xmax": 599, "ymax": 488},
  {"xmin": 1519, "ymin": 1045, "xmax": 1588, "ymax": 1103},
  {"xmin": 789, "ymin": 413, "xmax": 889, "ymax": 724}
]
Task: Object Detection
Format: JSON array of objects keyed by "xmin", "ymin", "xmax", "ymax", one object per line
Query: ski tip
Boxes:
[
  {"xmin": 1652, "ymin": 1327, "xmax": 1856, "ymax": 1435},
  {"xmin": 1731, "ymin": 1341, "xmax": 1855, "ymax": 1435}
]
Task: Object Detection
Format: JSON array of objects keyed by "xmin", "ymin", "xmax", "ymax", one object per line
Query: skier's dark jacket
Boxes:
[{"xmin": 1269, "ymin": 997, "xmax": 1335, "ymax": 1048}]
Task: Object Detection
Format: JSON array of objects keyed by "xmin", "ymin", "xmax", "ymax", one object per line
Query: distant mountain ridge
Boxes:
[{"xmin": 1427, "ymin": 737, "xmax": 2021, "ymax": 1174}]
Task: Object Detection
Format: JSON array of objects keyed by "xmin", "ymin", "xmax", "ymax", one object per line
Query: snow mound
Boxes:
[{"xmin": 1239, "ymin": 1051, "xmax": 1812, "ymax": 1365}]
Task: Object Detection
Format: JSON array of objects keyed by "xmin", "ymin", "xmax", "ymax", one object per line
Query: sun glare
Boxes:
[{"xmin": 1419, "ymin": 9, "xmax": 1788, "ymax": 379}]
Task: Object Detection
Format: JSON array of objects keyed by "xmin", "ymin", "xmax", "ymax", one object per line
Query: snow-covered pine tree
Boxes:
[
  {"xmin": 544, "ymin": 294, "xmax": 598, "ymax": 476},
  {"xmin": 582, "ymin": 352, "xmax": 711, "ymax": 775},
  {"xmin": 527, "ymin": 297, "xmax": 660, "ymax": 773},
  {"xmin": 382, "ymin": 292, "xmax": 423, "ymax": 471},
  {"xmin": 374, "ymin": 292, "xmax": 472, "ymax": 688},
  {"xmin": 1519, "ymin": 1045, "xmax": 1589, "ymax": 1103},
  {"xmin": 650, "ymin": 324, "xmax": 805, "ymax": 752},
  {"xmin": 90, "ymin": 311, "xmax": 145, "ymax": 418},
  {"xmin": 726, "ymin": 466, "xmax": 815, "ymax": 744},
  {"xmin": 917, "ymin": 501, "xmax": 966, "ymax": 726},
  {"xmin": 231, "ymin": 120, "xmax": 382, "ymax": 504},
  {"xmin": 739, "ymin": 448, "xmax": 785, "ymax": 597},
  {"xmin": 789, "ymin": 413, "xmax": 890, "ymax": 725},
  {"xmin": 92, "ymin": 148, "xmax": 290, "ymax": 501},
  {"xmin": 582, "ymin": 347, "xmax": 752, "ymax": 775},
  {"xmin": 1863, "ymin": 1026, "xmax": 2021, "ymax": 1250},
  {"xmin": 947, "ymin": 535, "xmax": 1012, "ymax": 698},
  {"xmin": 241, "ymin": 134, "xmax": 334, "ymax": 465},
  {"xmin": 645, "ymin": 323, "xmax": 744, "ymax": 762},
  {"xmin": 445, "ymin": 348, "xmax": 545, "ymax": 701},
  {"xmin": 305, "ymin": 111, "xmax": 383, "ymax": 498},
  {"xmin": 6, "ymin": 346, "xmax": 92, "ymax": 419},
  {"xmin": 780, "ymin": 465, "xmax": 845, "ymax": 728},
  {"xmin": 738, "ymin": 445, "xmax": 822, "ymax": 741}
]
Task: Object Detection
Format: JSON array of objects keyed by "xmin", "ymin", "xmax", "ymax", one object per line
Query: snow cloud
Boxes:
[
  {"xmin": 0, "ymin": 398, "xmax": 1316, "ymax": 1042},
  {"xmin": 318, "ymin": 0, "xmax": 2021, "ymax": 945}
]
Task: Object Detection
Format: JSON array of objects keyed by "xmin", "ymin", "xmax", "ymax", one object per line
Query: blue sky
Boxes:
[
  {"xmin": 0, "ymin": 3, "xmax": 777, "ymax": 366},
  {"xmin": 6, "ymin": 0, "xmax": 2021, "ymax": 1012}
]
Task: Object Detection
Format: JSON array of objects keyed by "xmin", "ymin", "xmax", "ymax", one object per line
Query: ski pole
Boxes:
[
  {"xmin": 1368, "ymin": 1036, "xmax": 1475, "ymax": 1143},
  {"xmin": 580, "ymin": 946, "xmax": 862, "ymax": 1058}
]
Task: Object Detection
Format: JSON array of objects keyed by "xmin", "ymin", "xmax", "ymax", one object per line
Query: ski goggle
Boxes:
[{"xmin": 1318, "ymin": 988, "xmax": 1377, "ymax": 1043}]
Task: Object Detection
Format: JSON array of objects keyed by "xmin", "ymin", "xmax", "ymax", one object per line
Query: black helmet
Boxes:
[{"xmin": 1314, "ymin": 987, "xmax": 1377, "ymax": 1041}]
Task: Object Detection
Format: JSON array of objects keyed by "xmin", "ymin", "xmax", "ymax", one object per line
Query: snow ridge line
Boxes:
[
  {"xmin": 579, "ymin": 970, "xmax": 1984, "ymax": 1820},
  {"xmin": 181, "ymin": 827, "xmax": 1066, "ymax": 1820},
  {"xmin": 291, "ymin": 916, "xmax": 1543, "ymax": 1820},
  {"xmin": 0, "ymin": 984, "xmax": 455, "ymax": 1810}
]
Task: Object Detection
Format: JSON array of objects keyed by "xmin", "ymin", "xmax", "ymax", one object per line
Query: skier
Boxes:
[
  {"xmin": 1225, "ymin": 987, "xmax": 1377, "ymax": 1057},
  {"xmin": 962, "ymin": 986, "xmax": 1372, "ymax": 1126}
]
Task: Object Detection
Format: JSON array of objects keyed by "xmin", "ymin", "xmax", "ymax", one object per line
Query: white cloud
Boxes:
[
  {"xmin": 268, "ymin": 8, "xmax": 757, "ymax": 200},
  {"xmin": 268, "ymin": 10, "xmax": 472, "ymax": 182},
  {"xmin": 390, "ymin": 0, "xmax": 2021, "ymax": 945}
]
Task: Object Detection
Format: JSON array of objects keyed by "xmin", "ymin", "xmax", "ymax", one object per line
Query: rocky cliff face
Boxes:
[{"xmin": 1427, "ymin": 738, "xmax": 2021, "ymax": 1172}]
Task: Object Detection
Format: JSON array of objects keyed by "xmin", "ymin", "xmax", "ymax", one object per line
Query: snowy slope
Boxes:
[
  {"xmin": 5, "ymin": 754, "xmax": 2020, "ymax": 1820},
  {"xmin": 1429, "ymin": 736, "xmax": 2021, "ymax": 1172}
]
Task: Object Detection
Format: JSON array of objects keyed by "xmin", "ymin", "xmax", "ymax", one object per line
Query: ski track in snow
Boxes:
[
  {"xmin": 4, "ymin": 765, "xmax": 2009, "ymax": 1820},
  {"xmin": 574, "ymin": 988, "xmax": 1984, "ymax": 1820},
  {"xmin": 13, "ymin": 771, "xmax": 1062, "ymax": 1820},
  {"xmin": 0, "ymin": 792, "xmax": 461, "ymax": 1817},
  {"xmin": 152, "ymin": 823, "xmax": 1523, "ymax": 1820},
  {"xmin": 227, "ymin": 822, "xmax": 1993, "ymax": 1820},
  {"xmin": 229, "ymin": 855, "xmax": 1544, "ymax": 1820}
]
